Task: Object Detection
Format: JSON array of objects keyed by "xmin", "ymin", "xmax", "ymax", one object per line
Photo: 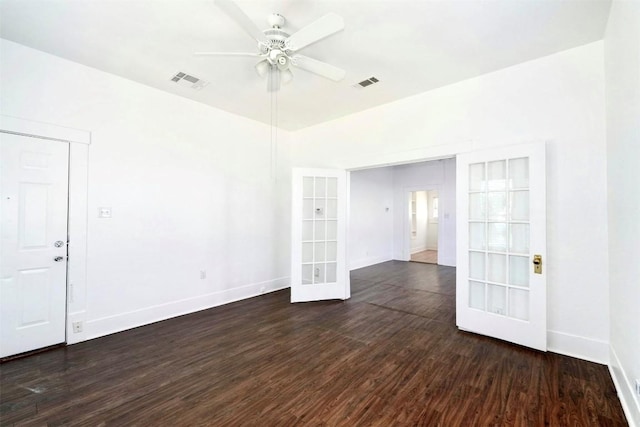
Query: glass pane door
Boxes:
[
  {"xmin": 456, "ymin": 142, "xmax": 546, "ymax": 351},
  {"xmin": 291, "ymin": 168, "xmax": 348, "ymax": 303},
  {"xmin": 301, "ymin": 176, "xmax": 339, "ymax": 286},
  {"xmin": 468, "ymin": 158, "xmax": 530, "ymax": 320}
]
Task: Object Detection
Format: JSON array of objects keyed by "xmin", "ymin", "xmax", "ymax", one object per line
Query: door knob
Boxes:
[
  {"xmin": 54, "ymin": 240, "xmax": 65, "ymax": 248},
  {"xmin": 532, "ymin": 254, "xmax": 542, "ymax": 274},
  {"xmin": 54, "ymin": 256, "xmax": 64, "ymax": 262}
]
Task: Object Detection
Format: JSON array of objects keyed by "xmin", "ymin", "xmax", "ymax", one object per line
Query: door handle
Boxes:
[
  {"xmin": 532, "ymin": 254, "xmax": 542, "ymax": 274},
  {"xmin": 54, "ymin": 256, "xmax": 65, "ymax": 262}
]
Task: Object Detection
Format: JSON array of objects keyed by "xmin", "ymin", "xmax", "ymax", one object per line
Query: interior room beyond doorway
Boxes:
[
  {"xmin": 409, "ymin": 189, "xmax": 439, "ymax": 265},
  {"xmin": 348, "ymin": 158, "xmax": 455, "ymax": 271}
]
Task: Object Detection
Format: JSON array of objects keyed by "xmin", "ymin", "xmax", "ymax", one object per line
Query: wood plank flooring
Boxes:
[
  {"xmin": 0, "ymin": 261, "xmax": 627, "ymax": 426},
  {"xmin": 410, "ymin": 250, "xmax": 438, "ymax": 264}
]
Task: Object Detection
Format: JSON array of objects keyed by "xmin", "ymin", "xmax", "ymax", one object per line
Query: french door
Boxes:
[
  {"xmin": 290, "ymin": 168, "xmax": 349, "ymax": 302},
  {"xmin": 456, "ymin": 142, "xmax": 547, "ymax": 351},
  {"xmin": 0, "ymin": 133, "xmax": 69, "ymax": 358}
]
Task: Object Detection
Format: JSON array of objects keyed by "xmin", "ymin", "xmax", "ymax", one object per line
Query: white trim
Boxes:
[
  {"xmin": 65, "ymin": 143, "xmax": 90, "ymax": 344},
  {"xmin": 83, "ymin": 277, "xmax": 290, "ymax": 341},
  {"xmin": 0, "ymin": 115, "xmax": 90, "ymax": 346},
  {"xmin": 337, "ymin": 140, "xmax": 472, "ymax": 171},
  {"xmin": 349, "ymin": 255, "xmax": 392, "ymax": 271},
  {"xmin": 345, "ymin": 171, "xmax": 351, "ymax": 299},
  {"xmin": 0, "ymin": 115, "xmax": 90, "ymax": 145},
  {"xmin": 609, "ymin": 346, "xmax": 640, "ymax": 427},
  {"xmin": 547, "ymin": 330, "xmax": 610, "ymax": 364},
  {"xmin": 437, "ymin": 255, "xmax": 456, "ymax": 267}
]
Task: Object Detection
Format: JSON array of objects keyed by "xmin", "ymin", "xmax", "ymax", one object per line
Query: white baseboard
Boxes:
[
  {"xmin": 609, "ymin": 346, "xmax": 640, "ymax": 427},
  {"xmin": 350, "ymin": 255, "xmax": 393, "ymax": 271},
  {"xmin": 83, "ymin": 277, "xmax": 289, "ymax": 342},
  {"xmin": 547, "ymin": 330, "xmax": 609, "ymax": 364},
  {"xmin": 438, "ymin": 256, "xmax": 456, "ymax": 267}
]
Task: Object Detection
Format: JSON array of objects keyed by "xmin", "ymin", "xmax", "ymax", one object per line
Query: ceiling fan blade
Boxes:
[
  {"xmin": 267, "ymin": 67, "xmax": 281, "ymax": 92},
  {"xmin": 291, "ymin": 55, "xmax": 346, "ymax": 81},
  {"xmin": 194, "ymin": 52, "xmax": 261, "ymax": 57},
  {"xmin": 215, "ymin": 0, "xmax": 269, "ymax": 45},
  {"xmin": 286, "ymin": 13, "xmax": 344, "ymax": 51}
]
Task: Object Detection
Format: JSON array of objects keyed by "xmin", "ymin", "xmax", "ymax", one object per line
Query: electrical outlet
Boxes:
[
  {"xmin": 635, "ymin": 379, "xmax": 640, "ymax": 397},
  {"xmin": 72, "ymin": 321, "xmax": 83, "ymax": 333},
  {"xmin": 98, "ymin": 207, "xmax": 112, "ymax": 218},
  {"xmin": 200, "ymin": 270, "xmax": 206, "ymax": 280}
]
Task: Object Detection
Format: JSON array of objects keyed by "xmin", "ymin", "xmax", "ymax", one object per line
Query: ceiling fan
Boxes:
[{"xmin": 195, "ymin": 0, "xmax": 346, "ymax": 92}]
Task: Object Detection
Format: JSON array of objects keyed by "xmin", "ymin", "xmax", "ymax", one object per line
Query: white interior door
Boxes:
[
  {"xmin": 291, "ymin": 168, "xmax": 349, "ymax": 302},
  {"xmin": 0, "ymin": 132, "xmax": 69, "ymax": 358},
  {"xmin": 456, "ymin": 142, "xmax": 546, "ymax": 351},
  {"xmin": 426, "ymin": 190, "xmax": 438, "ymax": 251}
]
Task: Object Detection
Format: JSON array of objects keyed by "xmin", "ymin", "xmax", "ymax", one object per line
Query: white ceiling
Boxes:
[{"xmin": 0, "ymin": 0, "xmax": 611, "ymax": 130}]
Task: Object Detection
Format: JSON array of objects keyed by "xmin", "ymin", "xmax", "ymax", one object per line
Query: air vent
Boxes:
[
  {"xmin": 353, "ymin": 76, "xmax": 380, "ymax": 89},
  {"xmin": 170, "ymin": 72, "xmax": 209, "ymax": 91}
]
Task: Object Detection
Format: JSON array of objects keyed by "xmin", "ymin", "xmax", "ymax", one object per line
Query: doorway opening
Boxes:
[
  {"xmin": 347, "ymin": 158, "xmax": 454, "ymax": 271},
  {"xmin": 409, "ymin": 189, "xmax": 439, "ymax": 264}
]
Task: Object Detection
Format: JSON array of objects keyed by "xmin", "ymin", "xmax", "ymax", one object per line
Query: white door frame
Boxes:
[
  {"xmin": 402, "ymin": 185, "xmax": 443, "ymax": 262},
  {"xmin": 1, "ymin": 115, "xmax": 90, "ymax": 346}
]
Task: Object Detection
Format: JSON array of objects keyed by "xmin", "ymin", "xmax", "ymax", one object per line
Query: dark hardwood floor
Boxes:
[{"xmin": 0, "ymin": 261, "xmax": 627, "ymax": 426}]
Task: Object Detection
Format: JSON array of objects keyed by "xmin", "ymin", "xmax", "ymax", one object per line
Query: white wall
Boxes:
[
  {"xmin": 348, "ymin": 167, "xmax": 394, "ymax": 270},
  {"xmin": 605, "ymin": 1, "xmax": 640, "ymax": 424},
  {"xmin": 293, "ymin": 42, "xmax": 609, "ymax": 363},
  {"xmin": 392, "ymin": 159, "xmax": 456, "ymax": 266},
  {"xmin": 0, "ymin": 39, "xmax": 292, "ymax": 342}
]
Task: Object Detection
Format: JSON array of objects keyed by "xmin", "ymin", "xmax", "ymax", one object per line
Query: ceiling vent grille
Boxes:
[
  {"xmin": 353, "ymin": 76, "xmax": 380, "ymax": 89},
  {"xmin": 170, "ymin": 72, "xmax": 209, "ymax": 90}
]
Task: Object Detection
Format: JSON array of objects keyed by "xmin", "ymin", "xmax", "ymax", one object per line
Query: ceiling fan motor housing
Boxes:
[
  {"xmin": 261, "ymin": 28, "xmax": 291, "ymax": 52},
  {"xmin": 267, "ymin": 13, "xmax": 285, "ymax": 29}
]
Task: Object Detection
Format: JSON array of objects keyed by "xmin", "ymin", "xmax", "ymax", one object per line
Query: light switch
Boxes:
[{"xmin": 98, "ymin": 207, "xmax": 112, "ymax": 218}]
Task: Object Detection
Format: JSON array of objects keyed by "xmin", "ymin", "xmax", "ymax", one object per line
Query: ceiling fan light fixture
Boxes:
[
  {"xmin": 255, "ymin": 60, "xmax": 269, "ymax": 77},
  {"xmin": 206, "ymin": 2, "xmax": 347, "ymax": 91},
  {"xmin": 276, "ymin": 55, "xmax": 289, "ymax": 71},
  {"xmin": 281, "ymin": 69, "xmax": 293, "ymax": 84}
]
